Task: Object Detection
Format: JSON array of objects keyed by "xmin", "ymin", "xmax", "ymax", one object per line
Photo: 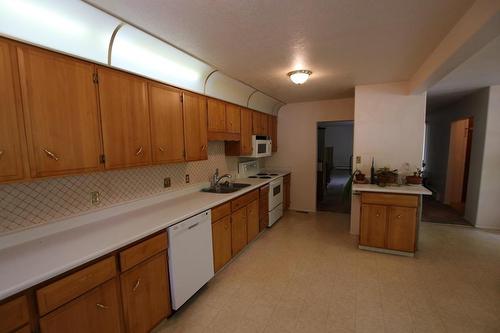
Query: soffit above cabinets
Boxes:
[{"xmin": 0, "ymin": 0, "xmax": 282, "ymax": 114}]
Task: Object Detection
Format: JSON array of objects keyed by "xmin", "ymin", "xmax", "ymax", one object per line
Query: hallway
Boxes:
[{"xmin": 317, "ymin": 169, "xmax": 351, "ymax": 213}]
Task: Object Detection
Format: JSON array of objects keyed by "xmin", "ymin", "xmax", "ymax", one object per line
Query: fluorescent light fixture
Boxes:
[{"xmin": 287, "ymin": 69, "xmax": 312, "ymax": 84}]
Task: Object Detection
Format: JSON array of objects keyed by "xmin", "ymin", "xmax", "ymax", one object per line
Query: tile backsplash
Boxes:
[{"xmin": 0, "ymin": 142, "xmax": 238, "ymax": 235}]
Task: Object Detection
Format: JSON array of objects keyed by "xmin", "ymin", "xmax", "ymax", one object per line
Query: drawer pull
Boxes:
[
  {"xmin": 201, "ymin": 144, "xmax": 206, "ymax": 151},
  {"xmin": 376, "ymin": 213, "xmax": 380, "ymax": 217},
  {"xmin": 159, "ymin": 147, "xmax": 166, "ymax": 152},
  {"xmin": 397, "ymin": 214, "xmax": 402, "ymax": 219},
  {"xmin": 224, "ymin": 223, "xmax": 229, "ymax": 230},
  {"xmin": 132, "ymin": 278, "xmax": 141, "ymax": 292},
  {"xmin": 43, "ymin": 148, "xmax": 59, "ymax": 161},
  {"xmin": 135, "ymin": 146, "xmax": 144, "ymax": 156},
  {"xmin": 96, "ymin": 303, "xmax": 108, "ymax": 309},
  {"xmin": 0, "ymin": 150, "xmax": 3, "ymax": 158}
]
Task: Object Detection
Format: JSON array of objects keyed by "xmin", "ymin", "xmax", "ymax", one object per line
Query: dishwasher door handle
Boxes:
[{"xmin": 188, "ymin": 222, "xmax": 199, "ymax": 230}]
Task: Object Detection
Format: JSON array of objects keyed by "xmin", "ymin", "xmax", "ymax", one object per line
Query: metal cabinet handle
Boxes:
[
  {"xmin": 224, "ymin": 223, "xmax": 229, "ymax": 230},
  {"xmin": 43, "ymin": 148, "xmax": 59, "ymax": 161},
  {"xmin": 159, "ymin": 147, "xmax": 166, "ymax": 152},
  {"xmin": 96, "ymin": 303, "xmax": 109, "ymax": 309},
  {"xmin": 135, "ymin": 146, "xmax": 144, "ymax": 156},
  {"xmin": 0, "ymin": 150, "xmax": 3, "ymax": 159},
  {"xmin": 397, "ymin": 214, "xmax": 402, "ymax": 219},
  {"xmin": 376, "ymin": 213, "xmax": 380, "ymax": 217},
  {"xmin": 201, "ymin": 145, "xmax": 206, "ymax": 151},
  {"xmin": 132, "ymin": 278, "xmax": 141, "ymax": 292}
]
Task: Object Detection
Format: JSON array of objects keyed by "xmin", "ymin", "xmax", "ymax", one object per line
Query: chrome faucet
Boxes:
[
  {"xmin": 214, "ymin": 174, "xmax": 232, "ymax": 187},
  {"xmin": 211, "ymin": 168, "xmax": 232, "ymax": 187}
]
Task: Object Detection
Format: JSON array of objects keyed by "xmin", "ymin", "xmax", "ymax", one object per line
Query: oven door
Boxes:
[{"xmin": 268, "ymin": 177, "xmax": 284, "ymax": 210}]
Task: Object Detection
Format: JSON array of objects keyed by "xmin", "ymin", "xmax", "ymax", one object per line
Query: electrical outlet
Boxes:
[
  {"xmin": 163, "ymin": 177, "xmax": 171, "ymax": 188},
  {"xmin": 356, "ymin": 156, "xmax": 361, "ymax": 164},
  {"xmin": 185, "ymin": 174, "xmax": 190, "ymax": 183},
  {"xmin": 91, "ymin": 191, "xmax": 101, "ymax": 205}
]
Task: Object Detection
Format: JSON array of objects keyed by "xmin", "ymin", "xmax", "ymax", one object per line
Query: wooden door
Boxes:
[
  {"xmin": 0, "ymin": 39, "xmax": 26, "ymax": 182},
  {"xmin": 17, "ymin": 46, "xmax": 102, "ymax": 177},
  {"xmin": 386, "ymin": 206, "xmax": 417, "ymax": 252},
  {"xmin": 97, "ymin": 67, "xmax": 151, "ymax": 169},
  {"xmin": 231, "ymin": 207, "xmax": 247, "ymax": 255},
  {"xmin": 269, "ymin": 115, "xmax": 277, "ymax": 152},
  {"xmin": 445, "ymin": 118, "xmax": 471, "ymax": 213},
  {"xmin": 247, "ymin": 200, "xmax": 259, "ymax": 243},
  {"xmin": 225, "ymin": 104, "xmax": 241, "ymax": 134},
  {"xmin": 39, "ymin": 279, "xmax": 121, "ymax": 333},
  {"xmin": 148, "ymin": 83, "xmax": 185, "ymax": 164},
  {"xmin": 120, "ymin": 252, "xmax": 170, "ymax": 333},
  {"xmin": 207, "ymin": 98, "xmax": 226, "ymax": 132},
  {"xmin": 359, "ymin": 204, "xmax": 387, "ymax": 248},
  {"xmin": 212, "ymin": 216, "xmax": 232, "ymax": 272},
  {"xmin": 183, "ymin": 92, "xmax": 208, "ymax": 161}
]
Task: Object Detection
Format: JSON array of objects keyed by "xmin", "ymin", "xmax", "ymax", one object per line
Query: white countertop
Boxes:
[
  {"xmin": 352, "ymin": 183, "xmax": 432, "ymax": 195},
  {"xmin": 0, "ymin": 173, "xmax": 289, "ymax": 300}
]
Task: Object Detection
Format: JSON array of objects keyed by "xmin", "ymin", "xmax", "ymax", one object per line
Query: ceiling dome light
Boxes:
[{"xmin": 287, "ymin": 69, "xmax": 312, "ymax": 84}]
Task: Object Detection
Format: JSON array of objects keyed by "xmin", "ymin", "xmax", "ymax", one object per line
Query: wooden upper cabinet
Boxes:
[
  {"xmin": 269, "ymin": 115, "xmax": 277, "ymax": 152},
  {"xmin": 207, "ymin": 98, "xmax": 226, "ymax": 132},
  {"xmin": 359, "ymin": 204, "xmax": 387, "ymax": 248},
  {"xmin": 225, "ymin": 107, "xmax": 252, "ymax": 156},
  {"xmin": 97, "ymin": 67, "xmax": 151, "ymax": 169},
  {"xmin": 17, "ymin": 46, "xmax": 102, "ymax": 177},
  {"xmin": 252, "ymin": 111, "xmax": 268, "ymax": 136},
  {"xmin": 0, "ymin": 39, "xmax": 26, "ymax": 182},
  {"xmin": 182, "ymin": 92, "xmax": 208, "ymax": 161},
  {"xmin": 225, "ymin": 104, "xmax": 241, "ymax": 134},
  {"xmin": 148, "ymin": 83, "xmax": 185, "ymax": 164}
]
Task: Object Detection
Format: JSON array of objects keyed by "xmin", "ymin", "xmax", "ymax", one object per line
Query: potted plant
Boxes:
[{"xmin": 406, "ymin": 168, "xmax": 423, "ymax": 185}]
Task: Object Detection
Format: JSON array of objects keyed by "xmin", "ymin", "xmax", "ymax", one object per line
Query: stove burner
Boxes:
[
  {"xmin": 248, "ymin": 176, "xmax": 258, "ymax": 178},
  {"xmin": 269, "ymin": 173, "xmax": 278, "ymax": 176},
  {"xmin": 259, "ymin": 176, "xmax": 272, "ymax": 179},
  {"xmin": 256, "ymin": 173, "xmax": 269, "ymax": 176}
]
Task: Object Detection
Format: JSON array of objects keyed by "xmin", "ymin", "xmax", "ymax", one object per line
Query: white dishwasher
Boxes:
[{"xmin": 167, "ymin": 210, "xmax": 214, "ymax": 310}]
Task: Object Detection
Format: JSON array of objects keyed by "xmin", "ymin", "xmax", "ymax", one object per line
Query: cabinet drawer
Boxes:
[
  {"xmin": 37, "ymin": 256, "xmax": 116, "ymax": 316},
  {"xmin": 120, "ymin": 233, "xmax": 167, "ymax": 272},
  {"xmin": 361, "ymin": 192, "xmax": 418, "ymax": 208},
  {"xmin": 0, "ymin": 295, "xmax": 30, "ymax": 333},
  {"xmin": 211, "ymin": 202, "xmax": 231, "ymax": 223},
  {"xmin": 231, "ymin": 190, "xmax": 259, "ymax": 212}
]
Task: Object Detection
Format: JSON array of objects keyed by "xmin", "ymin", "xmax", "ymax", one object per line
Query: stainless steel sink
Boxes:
[{"xmin": 201, "ymin": 182, "xmax": 251, "ymax": 193}]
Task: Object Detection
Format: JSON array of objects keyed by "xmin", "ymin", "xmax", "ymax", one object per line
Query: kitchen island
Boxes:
[{"xmin": 352, "ymin": 184, "xmax": 432, "ymax": 256}]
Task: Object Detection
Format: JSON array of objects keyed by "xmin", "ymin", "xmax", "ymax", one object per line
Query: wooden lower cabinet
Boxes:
[
  {"xmin": 212, "ymin": 216, "xmax": 232, "ymax": 272},
  {"xmin": 360, "ymin": 204, "xmax": 387, "ymax": 248},
  {"xmin": 13, "ymin": 325, "xmax": 30, "ymax": 333},
  {"xmin": 120, "ymin": 252, "xmax": 170, "ymax": 333},
  {"xmin": 246, "ymin": 200, "xmax": 259, "ymax": 243},
  {"xmin": 0, "ymin": 295, "xmax": 30, "ymax": 333},
  {"xmin": 386, "ymin": 206, "xmax": 417, "ymax": 252},
  {"xmin": 231, "ymin": 207, "xmax": 248, "ymax": 255},
  {"xmin": 39, "ymin": 279, "xmax": 121, "ymax": 333}
]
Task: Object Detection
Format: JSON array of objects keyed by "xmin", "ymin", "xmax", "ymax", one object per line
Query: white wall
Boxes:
[
  {"xmin": 476, "ymin": 85, "xmax": 500, "ymax": 229},
  {"xmin": 324, "ymin": 123, "xmax": 354, "ymax": 168},
  {"xmin": 425, "ymin": 89, "xmax": 489, "ymax": 224},
  {"xmin": 351, "ymin": 82, "xmax": 427, "ymax": 234},
  {"xmin": 266, "ymin": 98, "xmax": 354, "ymax": 212}
]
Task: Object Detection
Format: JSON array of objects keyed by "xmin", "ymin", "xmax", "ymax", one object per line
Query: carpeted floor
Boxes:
[
  {"xmin": 317, "ymin": 169, "xmax": 351, "ymax": 213},
  {"xmin": 422, "ymin": 197, "xmax": 472, "ymax": 226}
]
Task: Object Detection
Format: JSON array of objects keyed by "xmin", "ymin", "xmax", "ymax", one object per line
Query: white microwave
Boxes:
[{"xmin": 243, "ymin": 135, "xmax": 272, "ymax": 158}]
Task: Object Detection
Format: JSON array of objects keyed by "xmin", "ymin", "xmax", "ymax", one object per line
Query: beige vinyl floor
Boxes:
[{"xmin": 153, "ymin": 211, "xmax": 500, "ymax": 333}]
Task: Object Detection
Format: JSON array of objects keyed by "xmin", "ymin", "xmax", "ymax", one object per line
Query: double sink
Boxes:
[{"xmin": 201, "ymin": 182, "xmax": 251, "ymax": 194}]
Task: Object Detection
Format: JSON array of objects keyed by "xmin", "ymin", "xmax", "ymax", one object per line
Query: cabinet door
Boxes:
[
  {"xmin": 212, "ymin": 216, "xmax": 232, "ymax": 272},
  {"xmin": 183, "ymin": 92, "xmax": 208, "ymax": 161},
  {"xmin": 252, "ymin": 112, "xmax": 261, "ymax": 135},
  {"xmin": 231, "ymin": 207, "xmax": 247, "ymax": 256},
  {"xmin": 387, "ymin": 206, "xmax": 417, "ymax": 252},
  {"xmin": 148, "ymin": 83, "xmax": 184, "ymax": 164},
  {"xmin": 261, "ymin": 113, "xmax": 269, "ymax": 136},
  {"xmin": 247, "ymin": 200, "xmax": 259, "ymax": 243},
  {"xmin": 120, "ymin": 252, "xmax": 170, "ymax": 333},
  {"xmin": 269, "ymin": 115, "xmax": 277, "ymax": 152},
  {"xmin": 240, "ymin": 108, "xmax": 253, "ymax": 155},
  {"xmin": 207, "ymin": 98, "xmax": 226, "ymax": 132},
  {"xmin": 17, "ymin": 46, "xmax": 101, "ymax": 177},
  {"xmin": 98, "ymin": 67, "xmax": 151, "ymax": 169},
  {"xmin": 0, "ymin": 39, "xmax": 26, "ymax": 182},
  {"xmin": 225, "ymin": 104, "xmax": 241, "ymax": 134},
  {"xmin": 39, "ymin": 279, "xmax": 121, "ymax": 333},
  {"xmin": 359, "ymin": 204, "xmax": 387, "ymax": 248}
]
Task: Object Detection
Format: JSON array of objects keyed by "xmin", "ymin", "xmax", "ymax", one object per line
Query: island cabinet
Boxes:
[
  {"xmin": 97, "ymin": 67, "xmax": 151, "ymax": 169},
  {"xmin": 207, "ymin": 98, "xmax": 241, "ymax": 141},
  {"xmin": 359, "ymin": 192, "xmax": 418, "ymax": 253},
  {"xmin": 17, "ymin": 44, "xmax": 102, "ymax": 178},
  {"xmin": 0, "ymin": 38, "xmax": 28, "ymax": 183},
  {"xmin": 182, "ymin": 91, "xmax": 208, "ymax": 161},
  {"xmin": 225, "ymin": 107, "xmax": 253, "ymax": 156},
  {"xmin": 119, "ymin": 233, "xmax": 170, "ymax": 333}
]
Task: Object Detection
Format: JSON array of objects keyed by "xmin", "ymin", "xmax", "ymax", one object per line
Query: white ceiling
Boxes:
[
  {"xmin": 428, "ymin": 34, "xmax": 500, "ymax": 109},
  {"xmin": 87, "ymin": 0, "xmax": 474, "ymax": 103}
]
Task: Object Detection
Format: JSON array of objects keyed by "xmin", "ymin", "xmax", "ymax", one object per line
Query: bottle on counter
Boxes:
[{"xmin": 370, "ymin": 157, "xmax": 375, "ymax": 184}]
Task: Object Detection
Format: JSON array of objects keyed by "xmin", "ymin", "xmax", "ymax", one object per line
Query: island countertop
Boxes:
[{"xmin": 352, "ymin": 184, "xmax": 432, "ymax": 196}]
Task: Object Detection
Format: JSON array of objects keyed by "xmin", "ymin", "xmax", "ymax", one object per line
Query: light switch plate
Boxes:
[
  {"xmin": 356, "ymin": 156, "xmax": 361, "ymax": 164},
  {"xmin": 185, "ymin": 174, "xmax": 190, "ymax": 183},
  {"xmin": 91, "ymin": 191, "xmax": 100, "ymax": 205}
]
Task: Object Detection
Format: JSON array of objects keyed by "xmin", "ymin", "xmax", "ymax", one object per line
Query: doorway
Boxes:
[
  {"xmin": 316, "ymin": 121, "xmax": 353, "ymax": 213},
  {"xmin": 422, "ymin": 117, "xmax": 473, "ymax": 225}
]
